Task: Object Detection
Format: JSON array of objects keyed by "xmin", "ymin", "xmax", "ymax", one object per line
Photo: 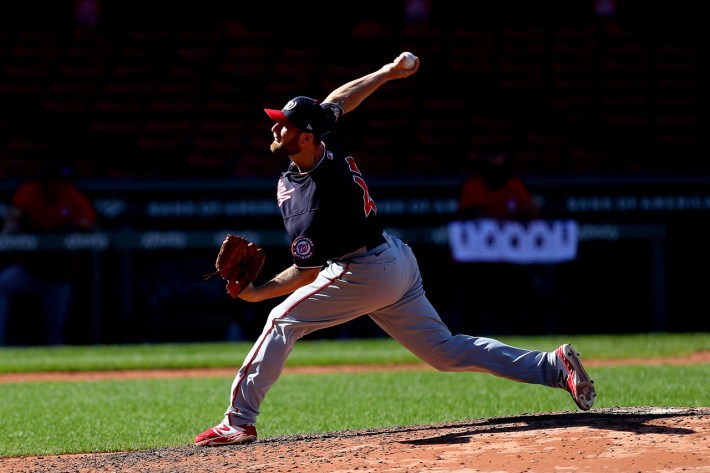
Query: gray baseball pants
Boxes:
[{"xmin": 226, "ymin": 231, "xmax": 562, "ymax": 425}]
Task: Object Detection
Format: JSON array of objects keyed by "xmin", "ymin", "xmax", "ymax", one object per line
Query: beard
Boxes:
[{"xmin": 270, "ymin": 137, "xmax": 300, "ymax": 158}]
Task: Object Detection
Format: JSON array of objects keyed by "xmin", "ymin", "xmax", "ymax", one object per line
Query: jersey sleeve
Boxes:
[{"xmin": 290, "ymin": 234, "xmax": 324, "ymax": 269}]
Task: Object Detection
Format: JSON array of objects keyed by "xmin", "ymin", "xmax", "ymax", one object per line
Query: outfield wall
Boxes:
[{"xmin": 0, "ymin": 176, "xmax": 707, "ymax": 344}]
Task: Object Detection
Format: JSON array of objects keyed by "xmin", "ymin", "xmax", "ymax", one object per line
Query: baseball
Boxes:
[{"xmin": 402, "ymin": 52, "xmax": 416, "ymax": 70}]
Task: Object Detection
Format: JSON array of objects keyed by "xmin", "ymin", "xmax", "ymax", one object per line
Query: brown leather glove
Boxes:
[{"xmin": 205, "ymin": 234, "xmax": 265, "ymax": 298}]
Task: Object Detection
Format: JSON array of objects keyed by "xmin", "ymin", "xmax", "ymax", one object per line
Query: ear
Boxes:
[{"xmin": 300, "ymin": 131, "xmax": 316, "ymax": 146}]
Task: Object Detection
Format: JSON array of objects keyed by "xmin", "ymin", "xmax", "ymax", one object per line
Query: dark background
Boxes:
[{"xmin": 1, "ymin": 0, "xmax": 708, "ymax": 344}]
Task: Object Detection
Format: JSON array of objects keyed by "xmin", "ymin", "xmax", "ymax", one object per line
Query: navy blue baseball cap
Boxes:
[{"xmin": 264, "ymin": 96, "xmax": 330, "ymax": 137}]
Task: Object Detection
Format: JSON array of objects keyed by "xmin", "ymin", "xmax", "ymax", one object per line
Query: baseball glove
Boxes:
[{"xmin": 204, "ymin": 234, "xmax": 265, "ymax": 298}]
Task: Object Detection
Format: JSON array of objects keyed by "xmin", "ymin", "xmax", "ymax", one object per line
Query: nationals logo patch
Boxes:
[{"xmin": 291, "ymin": 236, "xmax": 314, "ymax": 260}]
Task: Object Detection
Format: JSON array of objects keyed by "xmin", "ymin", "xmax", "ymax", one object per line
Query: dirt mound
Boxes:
[{"xmin": 4, "ymin": 406, "xmax": 709, "ymax": 473}]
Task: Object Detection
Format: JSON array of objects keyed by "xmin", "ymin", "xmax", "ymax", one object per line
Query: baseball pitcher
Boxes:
[{"xmin": 195, "ymin": 52, "xmax": 596, "ymax": 446}]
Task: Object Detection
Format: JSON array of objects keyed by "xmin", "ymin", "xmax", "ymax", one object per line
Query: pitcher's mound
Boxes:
[{"xmin": 6, "ymin": 406, "xmax": 709, "ymax": 472}]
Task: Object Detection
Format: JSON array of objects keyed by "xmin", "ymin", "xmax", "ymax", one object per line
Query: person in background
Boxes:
[
  {"xmin": 454, "ymin": 145, "xmax": 543, "ymax": 335},
  {"xmin": 74, "ymin": 0, "xmax": 101, "ymax": 29},
  {"xmin": 0, "ymin": 159, "xmax": 97, "ymax": 345},
  {"xmin": 457, "ymin": 145, "xmax": 539, "ymax": 221}
]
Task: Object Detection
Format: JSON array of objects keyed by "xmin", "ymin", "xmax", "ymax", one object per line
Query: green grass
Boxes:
[
  {"xmin": 2, "ymin": 333, "xmax": 708, "ymax": 373},
  {"xmin": 0, "ymin": 333, "xmax": 708, "ymax": 457}
]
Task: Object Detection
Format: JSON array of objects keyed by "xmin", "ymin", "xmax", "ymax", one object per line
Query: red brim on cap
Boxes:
[{"xmin": 264, "ymin": 108, "xmax": 287, "ymax": 123}]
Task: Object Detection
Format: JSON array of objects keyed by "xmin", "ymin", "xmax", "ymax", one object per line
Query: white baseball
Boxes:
[{"xmin": 402, "ymin": 52, "xmax": 416, "ymax": 70}]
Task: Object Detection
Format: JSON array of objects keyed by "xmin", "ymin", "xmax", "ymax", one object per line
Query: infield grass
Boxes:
[{"xmin": 0, "ymin": 333, "xmax": 708, "ymax": 457}]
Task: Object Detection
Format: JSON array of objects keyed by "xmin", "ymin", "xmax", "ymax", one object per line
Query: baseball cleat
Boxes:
[
  {"xmin": 556, "ymin": 343, "xmax": 596, "ymax": 411},
  {"xmin": 194, "ymin": 421, "xmax": 257, "ymax": 446}
]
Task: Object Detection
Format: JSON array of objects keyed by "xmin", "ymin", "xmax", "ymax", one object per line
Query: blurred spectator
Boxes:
[
  {"xmin": 74, "ymin": 0, "xmax": 101, "ymax": 29},
  {"xmin": 457, "ymin": 146, "xmax": 539, "ymax": 221},
  {"xmin": 593, "ymin": 0, "xmax": 617, "ymax": 18},
  {"xmin": 404, "ymin": 0, "xmax": 431, "ymax": 23},
  {"xmin": 0, "ymin": 160, "xmax": 97, "ymax": 345},
  {"xmin": 593, "ymin": 0, "xmax": 621, "ymax": 33},
  {"xmin": 452, "ymin": 146, "xmax": 542, "ymax": 335}
]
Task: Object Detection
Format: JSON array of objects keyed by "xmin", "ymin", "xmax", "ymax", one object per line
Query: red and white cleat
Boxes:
[
  {"xmin": 194, "ymin": 421, "xmax": 257, "ymax": 446},
  {"xmin": 556, "ymin": 343, "xmax": 596, "ymax": 411}
]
